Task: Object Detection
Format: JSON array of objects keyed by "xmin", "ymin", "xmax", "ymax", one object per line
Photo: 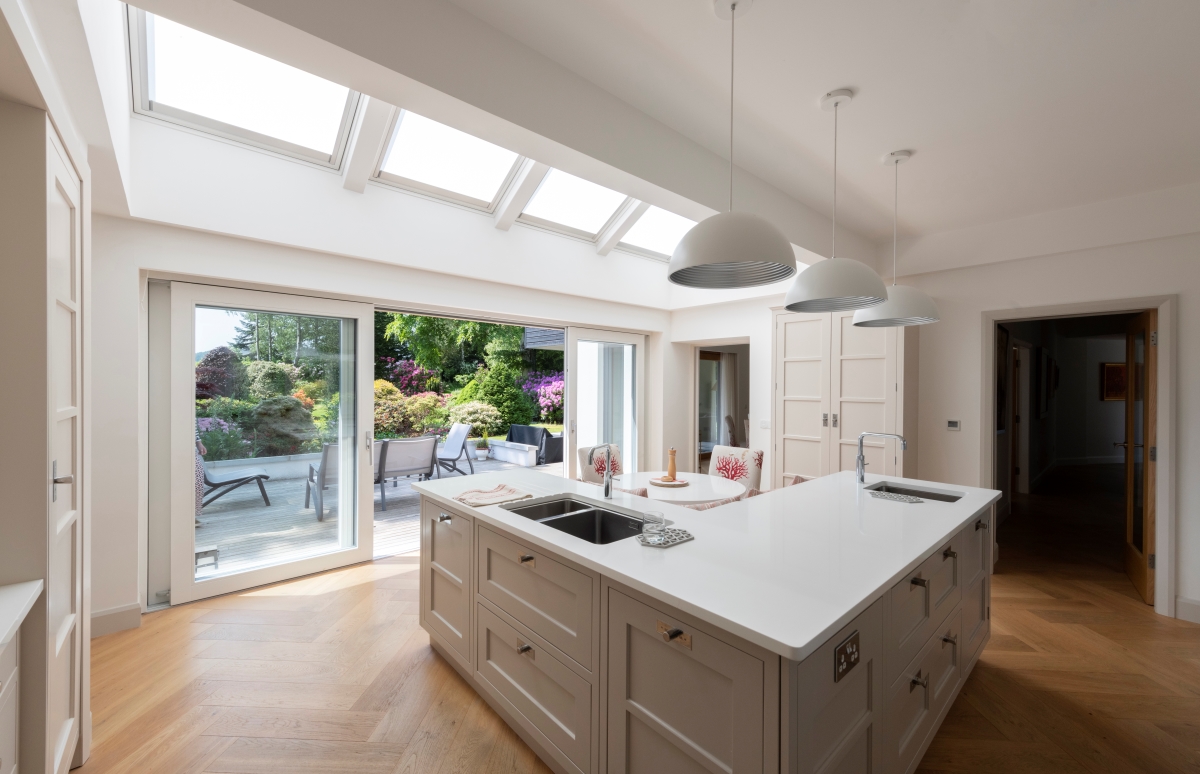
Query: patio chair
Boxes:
[
  {"xmin": 578, "ymin": 444, "xmax": 621, "ymax": 484},
  {"xmin": 376, "ymin": 436, "xmax": 437, "ymax": 510},
  {"xmin": 305, "ymin": 443, "xmax": 338, "ymax": 521},
  {"xmin": 711, "ymin": 445, "xmax": 763, "ymax": 491},
  {"xmin": 202, "ymin": 462, "xmax": 271, "ymax": 508},
  {"xmin": 505, "ymin": 424, "xmax": 564, "ymax": 465},
  {"xmin": 436, "ymin": 423, "xmax": 474, "ymax": 477}
]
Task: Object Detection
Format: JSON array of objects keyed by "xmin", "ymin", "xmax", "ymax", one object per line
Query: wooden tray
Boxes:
[{"xmin": 649, "ymin": 478, "xmax": 689, "ymax": 488}]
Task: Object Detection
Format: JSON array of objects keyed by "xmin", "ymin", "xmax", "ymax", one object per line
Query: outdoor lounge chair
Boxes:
[
  {"xmin": 436, "ymin": 423, "xmax": 474, "ymax": 477},
  {"xmin": 505, "ymin": 424, "xmax": 563, "ymax": 465},
  {"xmin": 305, "ymin": 443, "xmax": 338, "ymax": 521},
  {"xmin": 202, "ymin": 462, "xmax": 271, "ymax": 507},
  {"xmin": 375, "ymin": 436, "xmax": 437, "ymax": 510}
]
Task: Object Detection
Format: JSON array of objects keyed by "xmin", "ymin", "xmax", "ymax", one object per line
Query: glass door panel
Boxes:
[
  {"xmin": 566, "ymin": 328, "xmax": 645, "ymax": 480},
  {"xmin": 169, "ymin": 283, "xmax": 374, "ymax": 604},
  {"xmin": 1122, "ymin": 310, "xmax": 1157, "ymax": 604}
]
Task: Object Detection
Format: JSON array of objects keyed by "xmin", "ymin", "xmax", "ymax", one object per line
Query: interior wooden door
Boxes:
[
  {"xmin": 47, "ymin": 127, "xmax": 84, "ymax": 774},
  {"xmin": 828, "ymin": 312, "xmax": 898, "ymax": 477},
  {"xmin": 773, "ymin": 312, "xmax": 830, "ymax": 487},
  {"xmin": 1122, "ymin": 310, "xmax": 1156, "ymax": 604}
]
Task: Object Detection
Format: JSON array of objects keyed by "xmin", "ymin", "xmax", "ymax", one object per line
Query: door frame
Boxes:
[
  {"xmin": 979, "ymin": 296, "xmax": 1177, "ymax": 617},
  {"xmin": 167, "ymin": 282, "xmax": 375, "ymax": 604},
  {"xmin": 565, "ymin": 328, "xmax": 646, "ymax": 481}
]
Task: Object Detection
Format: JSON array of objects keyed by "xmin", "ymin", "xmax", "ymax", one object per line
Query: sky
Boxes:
[{"xmin": 195, "ymin": 307, "xmax": 245, "ymax": 355}]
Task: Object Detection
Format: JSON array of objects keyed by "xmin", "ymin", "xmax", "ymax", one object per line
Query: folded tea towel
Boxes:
[{"xmin": 454, "ymin": 484, "xmax": 533, "ymax": 507}]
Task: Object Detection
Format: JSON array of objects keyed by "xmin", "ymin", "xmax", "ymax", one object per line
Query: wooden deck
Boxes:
[{"xmin": 196, "ymin": 457, "xmax": 563, "ymax": 579}]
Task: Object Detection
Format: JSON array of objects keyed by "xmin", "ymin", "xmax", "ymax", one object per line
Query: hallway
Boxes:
[{"xmin": 920, "ymin": 465, "xmax": 1200, "ymax": 773}]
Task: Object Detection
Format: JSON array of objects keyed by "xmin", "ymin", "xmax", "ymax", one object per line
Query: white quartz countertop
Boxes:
[
  {"xmin": 0, "ymin": 579, "xmax": 44, "ymax": 645},
  {"xmin": 414, "ymin": 470, "xmax": 1000, "ymax": 662}
]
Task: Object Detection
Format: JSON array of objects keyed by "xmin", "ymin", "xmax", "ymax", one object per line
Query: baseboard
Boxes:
[
  {"xmin": 91, "ymin": 602, "xmax": 142, "ymax": 637},
  {"xmin": 1177, "ymin": 596, "xmax": 1200, "ymax": 624}
]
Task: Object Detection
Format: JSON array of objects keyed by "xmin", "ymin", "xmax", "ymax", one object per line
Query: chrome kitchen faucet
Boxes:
[{"xmin": 857, "ymin": 432, "xmax": 907, "ymax": 484}]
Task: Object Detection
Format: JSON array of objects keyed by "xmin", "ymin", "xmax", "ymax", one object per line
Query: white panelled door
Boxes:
[
  {"xmin": 774, "ymin": 313, "xmax": 831, "ymax": 487},
  {"xmin": 829, "ymin": 311, "xmax": 899, "ymax": 477},
  {"xmin": 47, "ymin": 128, "xmax": 84, "ymax": 774},
  {"xmin": 566, "ymin": 328, "xmax": 646, "ymax": 480}
]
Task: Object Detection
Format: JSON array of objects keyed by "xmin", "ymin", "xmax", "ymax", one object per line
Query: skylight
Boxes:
[
  {"xmin": 378, "ymin": 112, "xmax": 521, "ymax": 206},
  {"xmin": 619, "ymin": 206, "xmax": 698, "ymax": 257},
  {"xmin": 520, "ymin": 169, "xmax": 629, "ymax": 237},
  {"xmin": 135, "ymin": 11, "xmax": 357, "ymax": 164}
]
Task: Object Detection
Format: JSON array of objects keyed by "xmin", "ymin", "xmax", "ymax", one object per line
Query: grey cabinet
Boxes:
[
  {"xmin": 475, "ymin": 603, "xmax": 593, "ymax": 774},
  {"xmin": 477, "ymin": 526, "xmax": 597, "ymax": 671},
  {"xmin": 606, "ymin": 590, "xmax": 769, "ymax": 774},
  {"xmin": 787, "ymin": 601, "xmax": 885, "ymax": 774},
  {"xmin": 885, "ymin": 611, "xmax": 961, "ymax": 774},
  {"xmin": 884, "ymin": 535, "xmax": 961, "ymax": 686},
  {"xmin": 421, "ymin": 500, "xmax": 473, "ymax": 670},
  {"xmin": 0, "ymin": 636, "xmax": 16, "ymax": 774},
  {"xmin": 960, "ymin": 513, "xmax": 992, "ymax": 665}
]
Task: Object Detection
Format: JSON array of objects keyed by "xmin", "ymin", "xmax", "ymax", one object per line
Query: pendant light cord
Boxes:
[
  {"xmin": 893, "ymin": 157, "xmax": 898, "ymax": 286},
  {"xmin": 832, "ymin": 102, "xmax": 837, "ymax": 259},
  {"xmin": 729, "ymin": 2, "xmax": 736, "ymax": 213}
]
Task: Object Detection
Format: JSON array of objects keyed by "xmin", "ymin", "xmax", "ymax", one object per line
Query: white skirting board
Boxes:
[
  {"xmin": 91, "ymin": 602, "xmax": 142, "ymax": 637},
  {"xmin": 1177, "ymin": 596, "xmax": 1200, "ymax": 624}
]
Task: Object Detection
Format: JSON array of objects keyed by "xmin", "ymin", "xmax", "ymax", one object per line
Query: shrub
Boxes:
[
  {"xmin": 448, "ymin": 401, "xmax": 504, "ymax": 436},
  {"xmin": 195, "ymin": 346, "xmax": 248, "ymax": 399},
  {"xmin": 312, "ymin": 392, "xmax": 341, "ymax": 443},
  {"xmin": 374, "ymin": 398, "xmax": 410, "ymax": 438},
  {"xmin": 197, "ymin": 397, "xmax": 259, "ymax": 426},
  {"xmin": 406, "ymin": 391, "xmax": 447, "ymax": 435},
  {"xmin": 373, "ymin": 379, "xmax": 401, "ymax": 401},
  {"xmin": 198, "ymin": 420, "xmax": 250, "ymax": 461},
  {"xmin": 379, "ymin": 358, "xmax": 441, "ymax": 395},
  {"xmin": 472, "ymin": 365, "xmax": 536, "ymax": 429},
  {"xmin": 246, "ymin": 361, "xmax": 302, "ymax": 399},
  {"xmin": 246, "ymin": 395, "xmax": 315, "ymax": 457},
  {"xmin": 291, "ymin": 388, "xmax": 316, "ymax": 410},
  {"xmin": 521, "ymin": 371, "xmax": 564, "ymax": 422}
]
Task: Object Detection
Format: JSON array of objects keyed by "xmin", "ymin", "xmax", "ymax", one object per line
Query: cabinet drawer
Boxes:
[
  {"xmin": 477, "ymin": 526, "xmax": 595, "ymax": 670},
  {"xmin": 961, "ymin": 575, "xmax": 989, "ymax": 666},
  {"xmin": 607, "ymin": 590, "xmax": 766, "ymax": 774},
  {"xmin": 885, "ymin": 535, "xmax": 961, "ymax": 685},
  {"xmin": 960, "ymin": 513, "xmax": 991, "ymax": 591},
  {"xmin": 422, "ymin": 500, "xmax": 473, "ymax": 666},
  {"xmin": 886, "ymin": 611, "xmax": 961, "ymax": 774},
  {"xmin": 475, "ymin": 603, "xmax": 592, "ymax": 774},
  {"xmin": 0, "ymin": 669, "xmax": 15, "ymax": 774}
]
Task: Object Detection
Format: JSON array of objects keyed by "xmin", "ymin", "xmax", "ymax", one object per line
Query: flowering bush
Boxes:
[
  {"xmin": 197, "ymin": 418, "xmax": 250, "ymax": 461},
  {"xmin": 374, "ymin": 379, "xmax": 402, "ymax": 401},
  {"xmin": 197, "ymin": 417, "xmax": 230, "ymax": 433},
  {"xmin": 291, "ymin": 388, "xmax": 316, "ymax": 410},
  {"xmin": 406, "ymin": 392, "xmax": 447, "ymax": 435},
  {"xmin": 448, "ymin": 401, "xmax": 504, "ymax": 436},
  {"xmin": 521, "ymin": 371, "xmax": 564, "ymax": 422},
  {"xmin": 379, "ymin": 358, "xmax": 440, "ymax": 395}
]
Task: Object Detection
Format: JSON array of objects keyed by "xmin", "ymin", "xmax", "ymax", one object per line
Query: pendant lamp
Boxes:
[
  {"xmin": 668, "ymin": 0, "xmax": 796, "ymax": 289},
  {"xmin": 853, "ymin": 151, "xmax": 940, "ymax": 327},
  {"xmin": 784, "ymin": 90, "xmax": 888, "ymax": 312}
]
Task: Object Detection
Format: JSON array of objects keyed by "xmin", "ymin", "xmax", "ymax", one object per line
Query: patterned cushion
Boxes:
[
  {"xmin": 682, "ymin": 488, "xmax": 759, "ymax": 511},
  {"xmin": 577, "ymin": 444, "xmax": 622, "ymax": 484},
  {"xmin": 582, "ymin": 481, "xmax": 647, "ymax": 498},
  {"xmin": 710, "ymin": 445, "xmax": 763, "ymax": 491}
]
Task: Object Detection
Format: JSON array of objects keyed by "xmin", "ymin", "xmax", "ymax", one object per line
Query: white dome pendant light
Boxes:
[
  {"xmin": 784, "ymin": 90, "xmax": 888, "ymax": 312},
  {"xmin": 853, "ymin": 151, "xmax": 940, "ymax": 327},
  {"xmin": 668, "ymin": 0, "xmax": 796, "ymax": 289}
]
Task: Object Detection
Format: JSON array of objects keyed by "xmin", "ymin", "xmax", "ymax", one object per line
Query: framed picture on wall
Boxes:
[
  {"xmin": 1101, "ymin": 362, "xmax": 1127, "ymax": 401},
  {"xmin": 996, "ymin": 326, "xmax": 1009, "ymax": 432}
]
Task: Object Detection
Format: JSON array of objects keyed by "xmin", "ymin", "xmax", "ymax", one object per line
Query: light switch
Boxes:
[{"xmin": 759, "ymin": 420, "xmax": 769, "ymax": 429}]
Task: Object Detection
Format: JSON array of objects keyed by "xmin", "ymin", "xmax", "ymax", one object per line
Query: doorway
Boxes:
[
  {"xmin": 695, "ymin": 344, "xmax": 749, "ymax": 473},
  {"xmin": 993, "ymin": 311, "xmax": 1157, "ymax": 603}
]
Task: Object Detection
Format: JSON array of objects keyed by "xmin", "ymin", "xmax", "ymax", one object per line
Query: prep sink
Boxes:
[
  {"xmin": 501, "ymin": 495, "xmax": 646, "ymax": 544},
  {"xmin": 865, "ymin": 481, "xmax": 964, "ymax": 503}
]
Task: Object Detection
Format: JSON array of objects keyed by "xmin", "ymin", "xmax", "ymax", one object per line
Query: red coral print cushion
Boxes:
[
  {"xmin": 715, "ymin": 455, "xmax": 748, "ymax": 482},
  {"xmin": 753, "ymin": 450, "xmax": 764, "ymax": 469},
  {"xmin": 592, "ymin": 448, "xmax": 621, "ymax": 475}
]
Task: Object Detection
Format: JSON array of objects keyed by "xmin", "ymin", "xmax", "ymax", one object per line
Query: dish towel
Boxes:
[{"xmin": 454, "ymin": 484, "xmax": 533, "ymax": 507}]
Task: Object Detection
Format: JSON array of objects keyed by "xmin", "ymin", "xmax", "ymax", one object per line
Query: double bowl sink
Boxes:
[{"xmin": 500, "ymin": 494, "xmax": 647, "ymax": 544}]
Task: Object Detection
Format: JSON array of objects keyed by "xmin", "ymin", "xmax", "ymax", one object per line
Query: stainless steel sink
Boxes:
[
  {"xmin": 501, "ymin": 494, "xmax": 646, "ymax": 544},
  {"xmin": 865, "ymin": 481, "xmax": 964, "ymax": 503}
]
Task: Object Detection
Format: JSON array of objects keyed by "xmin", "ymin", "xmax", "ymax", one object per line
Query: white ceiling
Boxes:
[{"xmin": 442, "ymin": 0, "xmax": 1200, "ymax": 240}]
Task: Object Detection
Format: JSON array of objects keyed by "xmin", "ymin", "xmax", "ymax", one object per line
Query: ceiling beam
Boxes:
[
  {"xmin": 596, "ymin": 199, "xmax": 649, "ymax": 256},
  {"xmin": 494, "ymin": 158, "xmax": 548, "ymax": 231},
  {"xmin": 342, "ymin": 96, "xmax": 395, "ymax": 193}
]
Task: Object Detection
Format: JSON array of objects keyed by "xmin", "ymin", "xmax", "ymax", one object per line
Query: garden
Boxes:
[{"xmin": 193, "ymin": 310, "xmax": 565, "ymax": 462}]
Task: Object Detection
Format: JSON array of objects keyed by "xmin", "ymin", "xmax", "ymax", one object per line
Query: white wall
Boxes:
[
  {"xmin": 91, "ymin": 214, "xmax": 671, "ymax": 615},
  {"xmin": 908, "ymin": 230, "xmax": 1200, "ymax": 614}
]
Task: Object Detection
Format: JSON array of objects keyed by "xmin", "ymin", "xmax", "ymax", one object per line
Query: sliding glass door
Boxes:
[
  {"xmin": 167, "ymin": 283, "xmax": 374, "ymax": 604},
  {"xmin": 565, "ymin": 328, "xmax": 646, "ymax": 480}
]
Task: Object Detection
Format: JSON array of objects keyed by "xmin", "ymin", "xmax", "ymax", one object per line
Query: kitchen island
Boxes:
[{"xmin": 413, "ymin": 469, "xmax": 1000, "ymax": 774}]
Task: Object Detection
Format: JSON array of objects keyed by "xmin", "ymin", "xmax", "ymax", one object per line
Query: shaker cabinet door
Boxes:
[
  {"xmin": 607, "ymin": 590, "xmax": 766, "ymax": 774},
  {"xmin": 421, "ymin": 501, "xmax": 473, "ymax": 669}
]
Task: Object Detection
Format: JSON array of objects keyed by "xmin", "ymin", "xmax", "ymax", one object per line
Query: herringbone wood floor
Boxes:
[
  {"xmin": 919, "ymin": 465, "xmax": 1200, "ymax": 773},
  {"xmin": 80, "ymin": 465, "xmax": 1198, "ymax": 773}
]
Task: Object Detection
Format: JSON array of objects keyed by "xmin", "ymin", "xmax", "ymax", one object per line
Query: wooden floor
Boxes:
[
  {"xmin": 920, "ymin": 465, "xmax": 1200, "ymax": 773},
  {"xmin": 82, "ymin": 463, "xmax": 1198, "ymax": 774}
]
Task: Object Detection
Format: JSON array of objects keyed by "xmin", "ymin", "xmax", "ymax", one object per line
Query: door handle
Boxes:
[
  {"xmin": 656, "ymin": 620, "xmax": 692, "ymax": 649},
  {"xmin": 52, "ymin": 460, "xmax": 72, "ymax": 502},
  {"xmin": 943, "ymin": 548, "xmax": 957, "ymax": 560},
  {"xmin": 516, "ymin": 643, "xmax": 533, "ymax": 656},
  {"xmin": 519, "ymin": 554, "xmax": 536, "ymax": 567},
  {"xmin": 1113, "ymin": 442, "xmax": 1143, "ymax": 448},
  {"xmin": 975, "ymin": 519, "xmax": 989, "ymax": 531},
  {"xmin": 910, "ymin": 670, "xmax": 928, "ymax": 692},
  {"xmin": 910, "ymin": 576, "xmax": 929, "ymax": 588},
  {"xmin": 438, "ymin": 513, "xmax": 452, "ymax": 523}
]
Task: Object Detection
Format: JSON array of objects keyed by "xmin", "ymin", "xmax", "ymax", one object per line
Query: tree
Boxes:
[{"xmin": 195, "ymin": 346, "xmax": 247, "ymax": 399}]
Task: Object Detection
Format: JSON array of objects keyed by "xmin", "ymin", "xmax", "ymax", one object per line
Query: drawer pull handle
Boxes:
[
  {"xmin": 438, "ymin": 513, "xmax": 452, "ymax": 523},
  {"xmin": 910, "ymin": 576, "xmax": 929, "ymax": 588},
  {"xmin": 943, "ymin": 548, "xmax": 957, "ymax": 560},
  {"xmin": 656, "ymin": 620, "xmax": 693, "ymax": 649},
  {"xmin": 516, "ymin": 643, "xmax": 533, "ymax": 656},
  {"xmin": 518, "ymin": 554, "xmax": 536, "ymax": 567},
  {"xmin": 975, "ymin": 519, "xmax": 988, "ymax": 531},
  {"xmin": 942, "ymin": 633, "xmax": 958, "ymax": 646},
  {"xmin": 910, "ymin": 670, "xmax": 928, "ymax": 692}
]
